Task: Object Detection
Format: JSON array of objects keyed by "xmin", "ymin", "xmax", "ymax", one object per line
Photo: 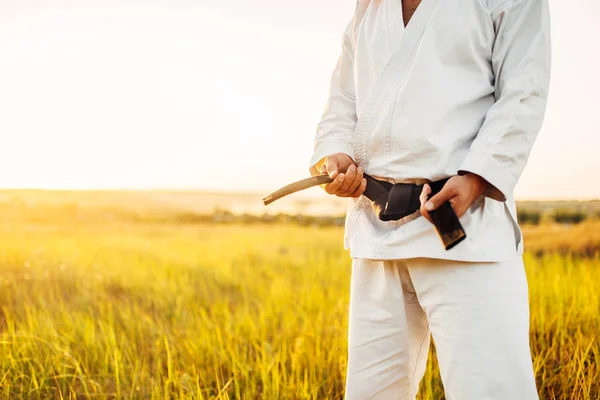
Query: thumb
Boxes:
[
  {"xmin": 325, "ymin": 157, "xmax": 339, "ymax": 179},
  {"xmin": 425, "ymin": 186, "xmax": 455, "ymax": 212}
]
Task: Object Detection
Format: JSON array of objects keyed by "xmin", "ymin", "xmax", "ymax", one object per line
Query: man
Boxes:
[{"xmin": 309, "ymin": 0, "xmax": 551, "ymax": 399}]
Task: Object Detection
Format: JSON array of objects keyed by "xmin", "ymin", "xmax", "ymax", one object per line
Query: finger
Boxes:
[
  {"xmin": 324, "ymin": 173, "xmax": 345, "ymax": 194},
  {"xmin": 424, "ymin": 186, "xmax": 456, "ymax": 212},
  {"xmin": 419, "ymin": 184, "xmax": 433, "ymax": 223},
  {"xmin": 340, "ymin": 165, "xmax": 363, "ymax": 196},
  {"xmin": 325, "ymin": 157, "xmax": 339, "ymax": 179},
  {"xmin": 419, "ymin": 184, "xmax": 432, "ymax": 205},
  {"xmin": 336, "ymin": 164, "xmax": 356, "ymax": 193},
  {"xmin": 347, "ymin": 178, "xmax": 367, "ymax": 198}
]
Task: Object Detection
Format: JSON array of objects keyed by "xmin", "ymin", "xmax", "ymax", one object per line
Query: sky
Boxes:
[{"xmin": 0, "ymin": 0, "xmax": 598, "ymax": 200}]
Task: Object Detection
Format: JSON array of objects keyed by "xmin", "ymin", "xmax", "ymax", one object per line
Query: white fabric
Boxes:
[
  {"xmin": 310, "ymin": 0, "xmax": 552, "ymax": 262},
  {"xmin": 346, "ymin": 256, "xmax": 538, "ymax": 400}
]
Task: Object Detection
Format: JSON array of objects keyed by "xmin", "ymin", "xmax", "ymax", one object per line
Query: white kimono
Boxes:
[{"xmin": 310, "ymin": 0, "xmax": 551, "ymax": 262}]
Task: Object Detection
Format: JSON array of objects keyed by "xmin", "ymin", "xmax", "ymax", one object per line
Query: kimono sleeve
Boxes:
[
  {"xmin": 309, "ymin": 17, "xmax": 358, "ymax": 173},
  {"xmin": 457, "ymin": 0, "xmax": 552, "ymax": 202}
]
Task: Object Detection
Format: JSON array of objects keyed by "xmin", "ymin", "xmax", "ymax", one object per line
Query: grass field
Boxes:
[{"xmin": 0, "ymin": 193, "xmax": 599, "ymax": 399}]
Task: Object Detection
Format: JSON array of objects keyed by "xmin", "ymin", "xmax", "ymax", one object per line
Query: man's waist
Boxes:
[
  {"xmin": 362, "ymin": 174, "xmax": 451, "ymax": 220},
  {"xmin": 367, "ymin": 175, "xmax": 438, "ymax": 186}
]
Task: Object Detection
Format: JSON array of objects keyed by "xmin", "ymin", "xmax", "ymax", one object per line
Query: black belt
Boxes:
[
  {"xmin": 262, "ymin": 174, "xmax": 466, "ymax": 250},
  {"xmin": 363, "ymin": 175, "xmax": 449, "ymax": 222}
]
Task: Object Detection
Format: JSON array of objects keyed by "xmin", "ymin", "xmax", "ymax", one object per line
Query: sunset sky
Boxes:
[{"xmin": 0, "ymin": 0, "xmax": 598, "ymax": 200}]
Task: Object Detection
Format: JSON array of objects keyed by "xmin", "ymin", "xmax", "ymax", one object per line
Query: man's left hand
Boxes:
[{"xmin": 419, "ymin": 173, "xmax": 488, "ymax": 224}]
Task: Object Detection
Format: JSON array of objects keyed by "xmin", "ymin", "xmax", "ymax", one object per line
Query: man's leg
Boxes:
[
  {"xmin": 407, "ymin": 255, "xmax": 539, "ymax": 400},
  {"xmin": 345, "ymin": 258, "xmax": 431, "ymax": 399}
]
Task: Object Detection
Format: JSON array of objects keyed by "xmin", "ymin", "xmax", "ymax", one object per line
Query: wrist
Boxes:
[{"xmin": 464, "ymin": 172, "xmax": 488, "ymax": 194}]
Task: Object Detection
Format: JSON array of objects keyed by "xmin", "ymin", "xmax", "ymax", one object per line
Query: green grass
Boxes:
[{"xmin": 0, "ymin": 220, "xmax": 598, "ymax": 399}]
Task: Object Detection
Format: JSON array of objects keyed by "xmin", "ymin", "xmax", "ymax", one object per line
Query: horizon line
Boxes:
[{"xmin": 0, "ymin": 186, "xmax": 599, "ymax": 203}]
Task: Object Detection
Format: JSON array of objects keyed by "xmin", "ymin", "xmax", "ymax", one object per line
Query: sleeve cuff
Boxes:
[
  {"xmin": 309, "ymin": 142, "xmax": 355, "ymax": 172},
  {"xmin": 457, "ymin": 149, "xmax": 517, "ymax": 202}
]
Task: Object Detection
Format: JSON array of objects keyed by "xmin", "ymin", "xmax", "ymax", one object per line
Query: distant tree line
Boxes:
[
  {"xmin": 198, "ymin": 207, "xmax": 595, "ymax": 227},
  {"xmin": 175, "ymin": 208, "xmax": 347, "ymax": 227},
  {"xmin": 517, "ymin": 208, "xmax": 591, "ymax": 225},
  {"xmin": 2, "ymin": 200, "xmax": 595, "ymax": 227}
]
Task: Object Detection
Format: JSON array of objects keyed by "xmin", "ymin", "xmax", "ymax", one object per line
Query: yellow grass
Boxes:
[
  {"xmin": 0, "ymin": 193, "xmax": 598, "ymax": 399},
  {"xmin": 522, "ymin": 220, "xmax": 600, "ymax": 257}
]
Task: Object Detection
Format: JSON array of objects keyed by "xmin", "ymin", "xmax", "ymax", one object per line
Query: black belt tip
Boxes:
[{"xmin": 443, "ymin": 234, "xmax": 467, "ymax": 251}]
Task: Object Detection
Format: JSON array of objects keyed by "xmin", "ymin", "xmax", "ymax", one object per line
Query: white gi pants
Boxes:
[{"xmin": 345, "ymin": 256, "xmax": 539, "ymax": 400}]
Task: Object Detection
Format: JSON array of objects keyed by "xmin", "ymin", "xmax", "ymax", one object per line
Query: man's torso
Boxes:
[
  {"xmin": 350, "ymin": 0, "xmax": 497, "ymax": 182},
  {"xmin": 342, "ymin": 0, "xmax": 523, "ymax": 261}
]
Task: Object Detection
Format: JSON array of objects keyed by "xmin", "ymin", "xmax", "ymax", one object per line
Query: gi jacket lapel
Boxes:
[{"xmin": 352, "ymin": 0, "xmax": 441, "ymax": 168}]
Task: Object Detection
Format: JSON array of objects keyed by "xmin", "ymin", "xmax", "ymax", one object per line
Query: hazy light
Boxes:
[{"xmin": 0, "ymin": 0, "xmax": 598, "ymax": 200}]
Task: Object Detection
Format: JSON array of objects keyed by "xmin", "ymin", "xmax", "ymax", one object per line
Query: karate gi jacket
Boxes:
[{"xmin": 310, "ymin": 0, "xmax": 552, "ymax": 261}]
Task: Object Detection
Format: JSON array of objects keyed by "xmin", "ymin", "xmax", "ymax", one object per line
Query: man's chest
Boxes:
[
  {"xmin": 352, "ymin": 0, "xmax": 496, "ymax": 101},
  {"xmin": 354, "ymin": 0, "xmax": 493, "ymax": 54},
  {"xmin": 402, "ymin": 0, "xmax": 423, "ymax": 26}
]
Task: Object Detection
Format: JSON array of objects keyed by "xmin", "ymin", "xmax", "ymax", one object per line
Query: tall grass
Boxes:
[{"xmin": 0, "ymin": 219, "xmax": 598, "ymax": 399}]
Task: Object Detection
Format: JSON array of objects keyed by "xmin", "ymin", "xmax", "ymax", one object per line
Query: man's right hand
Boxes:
[{"xmin": 312, "ymin": 153, "xmax": 367, "ymax": 198}]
